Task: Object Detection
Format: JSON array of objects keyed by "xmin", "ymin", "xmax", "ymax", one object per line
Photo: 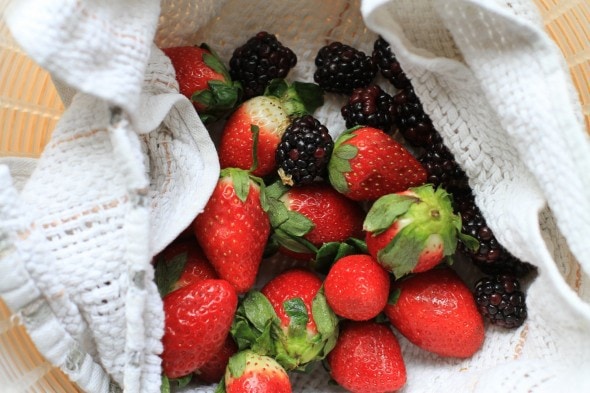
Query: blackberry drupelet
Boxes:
[
  {"xmin": 314, "ymin": 42, "xmax": 377, "ymax": 94},
  {"xmin": 372, "ymin": 36, "xmax": 411, "ymax": 89},
  {"xmin": 341, "ymin": 85, "xmax": 396, "ymax": 132},
  {"xmin": 474, "ymin": 275, "xmax": 528, "ymax": 328},
  {"xmin": 419, "ymin": 137, "xmax": 469, "ymax": 193},
  {"xmin": 229, "ymin": 31, "xmax": 297, "ymax": 100},
  {"xmin": 393, "ymin": 87, "xmax": 439, "ymax": 148},
  {"xmin": 276, "ymin": 115, "xmax": 334, "ymax": 186}
]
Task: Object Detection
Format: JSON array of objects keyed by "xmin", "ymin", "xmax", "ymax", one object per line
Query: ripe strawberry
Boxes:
[
  {"xmin": 231, "ymin": 268, "xmax": 338, "ymax": 371},
  {"xmin": 219, "ymin": 79, "xmax": 324, "ymax": 177},
  {"xmin": 222, "ymin": 350, "xmax": 291, "ymax": 393},
  {"xmin": 327, "ymin": 321, "xmax": 407, "ymax": 393},
  {"xmin": 161, "ymin": 279, "xmax": 238, "ymax": 379},
  {"xmin": 324, "ymin": 254, "xmax": 390, "ymax": 321},
  {"xmin": 195, "ymin": 335, "xmax": 239, "ymax": 384},
  {"xmin": 155, "ymin": 239, "xmax": 218, "ymax": 297},
  {"xmin": 328, "ymin": 126, "xmax": 427, "ymax": 201},
  {"xmin": 193, "ymin": 168, "xmax": 270, "ymax": 294},
  {"xmin": 385, "ymin": 268, "xmax": 485, "ymax": 358},
  {"xmin": 162, "ymin": 44, "xmax": 241, "ymax": 123},
  {"xmin": 264, "ymin": 181, "xmax": 365, "ymax": 260},
  {"xmin": 364, "ymin": 184, "xmax": 478, "ymax": 278}
]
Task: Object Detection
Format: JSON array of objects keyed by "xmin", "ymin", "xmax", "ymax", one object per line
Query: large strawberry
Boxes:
[
  {"xmin": 328, "ymin": 126, "xmax": 427, "ymax": 201},
  {"xmin": 161, "ymin": 279, "xmax": 238, "ymax": 379},
  {"xmin": 162, "ymin": 44, "xmax": 241, "ymax": 123},
  {"xmin": 364, "ymin": 184, "xmax": 478, "ymax": 278},
  {"xmin": 327, "ymin": 320, "xmax": 407, "ymax": 393},
  {"xmin": 219, "ymin": 79, "xmax": 324, "ymax": 177},
  {"xmin": 219, "ymin": 350, "xmax": 292, "ymax": 393},
  {"xmin": 323, "ymin": 254, "xmax": 391, "ymax": 321},
  {"xmin": 385, "ymin": 268, "xmax": 485, "ymax": 358},
  {"xmin": 193, "ymin": 168, "xmax": 270, "ymax": 294},
  {"xmin": 231, "ymin": 268, "xmax": 338, "ymax": 372},
  {"xmin": 263, "ymin": 180, "xmax": 365, "ymax": 260}
]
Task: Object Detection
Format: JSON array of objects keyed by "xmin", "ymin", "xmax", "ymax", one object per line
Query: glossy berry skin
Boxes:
[
  {"xmin": 225, "ymin": 350, "xmax": 292, "ymax": 393},
  {"xmin": 324, "ymin": 254, "xmax": 391, "ymax": 321},
  {"xmin": 158, "ymin": 239, "xmax": 218, "ymax": 292},
  {"xmin": 328, "ymin": 321, "xmax": 406, "ymax": 393},
  {"xmin": 161, "ymin": 279, "xmax": 238, "ymax": 379},
  {"xmin": 328, "ymin": 126, "xmax": 427, "ymax": 201},
  {"xmin": 193, "ymin": 171, "xmax": 270, "ymax": 294},
  {"xmin": 385, "ymin": 268, "xmax": 485, "ymax": 358},
  {"xmin": 196, "ymin": 335, "xmax": 239, "ymax": 384},
  {"xmin": 341, "ymin": 85, "xmax": 396, "ymax": 133}
]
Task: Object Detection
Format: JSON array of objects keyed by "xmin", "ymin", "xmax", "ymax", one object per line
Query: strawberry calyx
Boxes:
[
  {"xmin": 311, "ymin": 237, "xmax": 367, "ymax": 274},
  {"xmin": 265, "ymin": 79, "xmax": 324, "ymax": 119},
  {"xmin": 154, "ymin": 252, "xmax": 188, "ymax": 297},
  {"xmin": 327, "ymin": 126, "xmax": 363, "ymax": 194},
  {"xmin": 364, "ymin": 184, "xmax": 478, "ymax": 278},
  {"xmin": 230, "ymin": 289, "xmax": 338, "ymax": 372},
  {"xmin": 161, "ymin": 375, "xmax": 192, "ymax": 393}
]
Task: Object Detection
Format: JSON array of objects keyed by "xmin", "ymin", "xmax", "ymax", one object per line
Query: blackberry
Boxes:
[
  {"xmin": 372, "ymin": 36, "xmax": 411, "ymax": 89},
  {"xmin": 419, "ymin": 138, "xmax": 469, "ymax": 193},
  {"xmin": 340, "ymin": 85, "xmax": 396, "ymax": 132},
  {"xmin": 230, "ymin": 31, "xmax": 297, "ymax": 100},
  {"xmin": 314, "ymin": 42, "xmax": 377, "ymax": 94},
  {"xmin": 393, "ymin": 87, "xmax": 439, "ymax": 149},
  {"xmin": 276, "ymin": 115, "xmax": 334, "ymax": 186},
  {"xmin": 474, "ymin": 275, "xmax": 528, "ymax": 328}
]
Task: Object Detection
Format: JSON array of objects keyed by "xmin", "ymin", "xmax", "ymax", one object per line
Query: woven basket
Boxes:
[{"xmin": 0, "ymin": 0, "xmax": 588, "ymax": 392}]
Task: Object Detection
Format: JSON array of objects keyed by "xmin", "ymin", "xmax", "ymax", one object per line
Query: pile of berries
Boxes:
[{"xmin": 157, "ymin": 32, "xmax": 535, "ymax": 392}]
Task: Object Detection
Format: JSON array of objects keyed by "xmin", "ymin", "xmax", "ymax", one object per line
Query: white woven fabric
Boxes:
[{"xmin": 1, "ymin": 0, "xmax": 589, "ymax": 392}]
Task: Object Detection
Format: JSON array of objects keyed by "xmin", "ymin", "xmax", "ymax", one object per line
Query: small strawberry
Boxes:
[
  {"xmin": 219, "ymin": 79, "xmax": 324, "ymax": 177},
  {"xmin": 196, "ymin": 335, "xmax": 239, "ymax": 384},
  {"xmin": 161, "ymin": 279, "xmax": 238, "ymax": 379},
  {"xmin": 324, "ymin": 254, "xmax": 391, "ymax": 321},
  {"xmin": 162, "ymin": 44, "xmax": 241, "ymax": 123},
  {"xmin": 231, "ymin": 268, "xmax": 338, "ymax": 372},
  {"xmin": 220, "ymin": 350, "xmax": 291, "ymax": 393},
  {"xmin": 263, "ymin": 181, "xmax": 365, "ymax": 260},
  {"xmin": 328, "ymin": 126, "xmax": 427, "ymax": 201},
  {"xmin": 155, "ymin": 239, "xmax": 218, "ymax": 297},
  {"xmin": 193, "ymin": 168, "xmax": 270, "ymax": 294},
  {"xmin": 385, "ymin": 268, "xmax": 485, "ymax": 358},
  {"xmin": 327, "ymin": 321, "xmax": 407, "ymax": 393},
  {"xmin": 364, "ymin": 184, "xmax": 478, "ymax": 278}
]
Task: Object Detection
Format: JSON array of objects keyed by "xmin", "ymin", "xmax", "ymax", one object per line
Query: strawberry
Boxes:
[
  {"xmin": 327, "ymin": 320, "xmax": 407, "ymax": 393},
  {"xmin": 328, "ymin": 126, "xmax": 427, "ymax": 201},
  {"xmin": 364, "ymin": 184, "xmax": 478, "ymax": 278},
  {"xmin": 196, "ymin": 335, "xmax": 239, "ymax": 384},
  {"xmin": 323, "ymin": 254, "xmax": 391, "ymax": 321},
  {"xmin": 231, "ymin": 268, "xmax": 338, "ymax": 371},
  {"xmin": 221, "ymin": 350, "xmax": 291, "ymax": 393},
  {"xmin": 155, "ymin": 239, "xmax": 218, "ymax": 297},
  {"xmin": 263, "ymin": 181, "xmax": 365, "ymax": 260},
  {"xmin": 384, "ymin": 268, "xmax": 485, "ymax": 358},
  {"xmin": 193, "ymin": 168, "xmax": 270, "ymax": 294},
  {"xmin": 219, "ymin": 79, "xmax": 324, "ymax": 177},
  {"xmin": 162, "ymin": 44, "xmax": 241, "ymax": 123},
  {"xmin": 161, "ymin": 279, "xmax": 238, "ymax": 379}
]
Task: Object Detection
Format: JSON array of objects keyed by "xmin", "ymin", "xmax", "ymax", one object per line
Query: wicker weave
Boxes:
[{"xmin": 0, "ymin": 0, "xmax": 588, "ymax": 391}]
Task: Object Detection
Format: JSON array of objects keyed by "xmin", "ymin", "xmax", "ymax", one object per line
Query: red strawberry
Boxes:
[
  {"xmin": 324, "ymin": 254, "xmax": 390, "ymax": 321},
  {"xmin": 231, "ymin": 268, "xmax": 339, "ymax": 371},
  {"xmin": 364, "ymin": 184, "xmax": 478, "ymax": 278},
  {"xmin": 162, "ymin": 44, "xmax": 241, "ymax": 123},
  {"xmin": 155, "ymin": 239, "xmax": 218, "ymax": 296},
  {"xmin": 195, "ymin": 335, "xmax": 239, "ymax": 384},
  {"xmin": 223, "ymin": 350, "xmax": 291, "ymax": 393},
  {"xmin": 327, "ymin": 320, "xmax": 407, "ymax": 393},
  {"xmin": 328, "ymin": 126, "xmax": 427, "ymax": 201},
  {"xmin": 385, "ymin": 268, "xmax": 485, "ymax": 358},
  {"xmin": 219, "ymin": 79, "xmax": 324, "ymax": 177},
  {"xmin": 161, "ymin": 279, "xmax": 238, "ymax": 379},
  {"xmin": 193, "ymin": 168, "xmax": 270, "ymax": 294},
  {"xmin": 264, "ymin": 181, "xmax": 365, "ymax": 260}
]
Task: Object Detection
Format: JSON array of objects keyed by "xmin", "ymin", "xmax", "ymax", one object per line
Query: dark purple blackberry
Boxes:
[
  {"xmin": 230, "ymin": 32, "xmax": 297, "ymax": 100},
  {"xmin": 474, "ymin": 275, "xmax": 528, "ymax": 328},
  {"xmin": 419, "ymin": 138, "xmax": 469, "ymax": 192},
  {"xmin": 314, "ymin": 42, "xmax": 377, "ymax": 94},
  {"xmin": 393, "ymin": 87, "xmax": 439, "ymax": 149},
  {"xmin": 372, "ymin": 36, "xmax": 411, "ymax": 89},
  {"xmin": 276, "ymin": 115, "xmax": 333, "ymax": 186},
  {"xmin": 340, "ymin": 85, "xmax": 396, "ymax": 132}
]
